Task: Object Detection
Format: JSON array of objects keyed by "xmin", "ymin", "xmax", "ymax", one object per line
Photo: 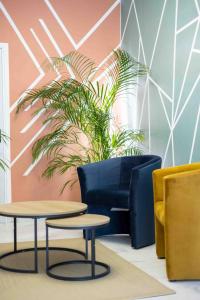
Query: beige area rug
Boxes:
[{"xmin": 0, "ymin": 239, "xmax": 174, "ymax": 300}]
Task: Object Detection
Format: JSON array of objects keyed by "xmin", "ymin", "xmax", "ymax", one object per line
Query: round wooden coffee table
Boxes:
[{"xmin": 0, "ymin": 200, "xmax": 87, "ymax": 274}]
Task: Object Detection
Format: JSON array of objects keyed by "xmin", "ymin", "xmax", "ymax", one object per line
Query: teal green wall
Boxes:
[{"xmin": 121, "ymin": 0, "xmax": 200, "ymax": 166}]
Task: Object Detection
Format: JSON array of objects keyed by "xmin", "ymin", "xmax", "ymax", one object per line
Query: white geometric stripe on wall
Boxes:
[
  {"xmin": 1, "ymin": 0, "xmax": 120, "ymax": 169},
  {"xmin": 0, "ymin": 0, "xmax": 120, "ymax": 201},
  {"xmin": 121, "ymin": 0, "xmax": 200, "ymax": 166}
]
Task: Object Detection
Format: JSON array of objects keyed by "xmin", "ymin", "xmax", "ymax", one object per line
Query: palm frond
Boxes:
[
  {"xmin": 50, "ymin": 51, "xmax": 97, "ymax": 82},
  {"xmin": 0, "ymin": 158, "xmax": 8, "ymax": 171},
  {"xmin": 103, "ymin": 49, "xmax": 148, "ymax": 110},
  {"xmin": 16, "ymin": 49, "xmax": 147, "ymax": 192},
  {"xmin": 123, "ymin": 147, "xmax": 143, "ymax": 156},
  {"xmin": 0, "ymin": 130, "xmax": 9, "ymax": 143},
  {"xmin": 0, "ymin": 130, "xmax": 9, "ymax": 171}
]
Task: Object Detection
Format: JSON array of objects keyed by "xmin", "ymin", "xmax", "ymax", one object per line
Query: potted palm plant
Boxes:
[{"xmin": 17, "ymin": 49, "xmax": 148, "ymax": 192}]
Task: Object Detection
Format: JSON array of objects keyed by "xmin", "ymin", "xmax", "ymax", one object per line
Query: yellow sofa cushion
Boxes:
[{"xmin": 155, "ymin": 201, "xmax": 165, "ymax": 226}]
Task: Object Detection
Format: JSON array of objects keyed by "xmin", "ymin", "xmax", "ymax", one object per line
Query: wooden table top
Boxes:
[
  {"xmin": 0, "ymin": 201, "xmax": 87, "ymax": 218},
  {"xmin": 46, "ymin": 214, "xmax": 110, "ymax": 229}
]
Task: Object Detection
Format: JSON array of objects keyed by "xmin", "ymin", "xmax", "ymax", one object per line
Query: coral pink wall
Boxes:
[{"xmin": 0, "ymin": 0, "xmax": 120, "ymax": 202}]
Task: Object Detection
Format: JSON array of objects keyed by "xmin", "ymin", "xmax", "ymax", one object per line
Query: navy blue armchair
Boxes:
[{"xmin": 77, "ymin": 155, "xmax": 162, "ymax": 249}]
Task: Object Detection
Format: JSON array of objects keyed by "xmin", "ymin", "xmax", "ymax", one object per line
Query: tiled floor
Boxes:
[{"xmin": 0, "ymin": 220, "xmax": 200, "ymax": 300}]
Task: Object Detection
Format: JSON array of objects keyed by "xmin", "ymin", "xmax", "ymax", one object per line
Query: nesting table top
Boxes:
[
  {"xmin": 0, "ymin": 200, "xmax": 87, "ymax": 218},
  {"xmin": 46, "ymin": 214, "xmax": 110, "ymax": 229}
]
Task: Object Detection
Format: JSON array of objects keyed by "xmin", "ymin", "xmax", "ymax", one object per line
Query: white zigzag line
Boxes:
[
  {"xmin": 174, "ymin": 19, "xmax": 199, "ymax": 121},
  {"xmin": 132, "ymin": 0, "xmax": 147, "ymax": 66},
  {"xmin": 138, "ymin": 76, "xmax": 148, "ymax": 129},
  {"xmin": 132, "ymin": 0, "xmax": 149, "ymax": 146},
  {"xmin": 23, "ymin": 152, "xmax": 43, "ymax": 176},
  {"xmin": 147, "ymin": 76, "xmax": 151, "ymax": 153},
  {"xmin": 189, "ymin": 104, "xmax": 200, "ymax": 163},
  {"xmin": 21, "ymin": 108, "xmax": 46, "ymax": 134},
  {"xmin": 44, "ymin": 0, "xmax": 120, "ymax": 50},
  {"xmin": 9, "ymin": 1, "xmax": 120, "ymax": 169},
  {"xmin": 11, "ymin": 120, "xmax": 49, "ymax": 167},
  {"xmin": 171, "ymin": 0, "xmax": 178, "ymax": 166},
  {"xmin": 16, "ymin": 1, "xmax": 119, "ymax": 172},
  {"xmin": 44, "ymin": 0, "xmax": 76, "ymax": 48},
  {"xmin": 10, "ymin": 73, "xmax": 44, "ymax": 113},
  {"xmin": 136, "ymin": 38, "xmax": 141, "ymax": 128},
  {"xmin": 148, "ymin": 76, "xmax": 172, "ymax": 102},
  {"xmin": 158, "ymin": 89, "xmax": 171, "ymax": 129},
  {"xmin": 133, "ymin": 0, "xmax": 173, "ymax": 158},
  {"xmin": 39, "ymin": 19, "xmax": 74, "ymax": 78},
  {"xmin": 162, "ymin": 130, "xmax": 172, "ymax": 166},
  {"xmin": 194, "ymin": 0, "xmax": 200, "ymax": 14},
  {"xmin": 193, "ymin": 48, "xmax": 200, "ymax": 54},
  {"xmin": 149, "ymin": 0, "xmax": 167, "ymax": 69},
  {"xmin": 0, "ymin": 2, "xmax": 43, "ymax": 73},
  {"xmin": 0, "ymin": 2, "xmax": 45, "ymax": 113},
  {"xmin": 131, "ymin": 0, "xmax": 174, "ymax": 163},
  {"xmin": 30, "ymin": 28, "xmax": 60, "ymax": 77},
  {"xmin": 126, "ymin": 0, "xmax": 200, "ymax": 166},
  {"xmin": 176, "ymin": 16, "xmax": 199, "ymax": 35},
  {"xmin": 148, "ymin": 0, "xmax": 168, "ymax": 154},
  {"xmin": 120, "ymin": 0, "xmax": 133, "ymax": 46},
  {"xmin": 20, "ymin": 27, "xmax": 63, "ymax": 133},
  {"xmin": 173, "ymin": 71, "xmax": 200, "ymax": 128},
  {"xmin": 24, "ymin": 27, "xmax": 63, "ymax": 113},
  {"xmin": 11, "ymin": 111, "xmax": 58, "ymax": 167}
]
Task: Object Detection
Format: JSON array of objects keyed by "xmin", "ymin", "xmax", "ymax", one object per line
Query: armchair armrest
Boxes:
[
  {"xmin": 153, "ymin": 162, "xmax": 200, "ymax": 203},
  {"xmin": 164, "ymin": 169, "xmax": 200, "ymax": 279},
  {"xmin": 129, "ymin": 159, "xmax": 161, "ymax": 248},
  {"xmin": 77, "ymin": 157, "xmax": 122, "ymax": 202}
]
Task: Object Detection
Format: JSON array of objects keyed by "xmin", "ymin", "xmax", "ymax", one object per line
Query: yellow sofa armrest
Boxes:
[
  {"xmin": 164, "ymin": 169, "xmax": 200, "ymax": 280},
  {"xmin": 153, "ymin": 162, "xmax": 200, "ymax": 203}
]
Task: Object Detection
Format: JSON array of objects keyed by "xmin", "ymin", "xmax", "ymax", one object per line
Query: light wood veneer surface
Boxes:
[
  {"xmin": 0, "ymin": 201, "xmax": 87, "ymax": 217},
  {"xmin": 46, "ymin": 214, "xmax": 110, "ymax": 228}
]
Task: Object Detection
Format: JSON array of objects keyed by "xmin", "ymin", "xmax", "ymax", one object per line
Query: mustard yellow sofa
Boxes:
[{"xmin": 153, "ymin": 163, "xmax": 200, "ymax": 280}]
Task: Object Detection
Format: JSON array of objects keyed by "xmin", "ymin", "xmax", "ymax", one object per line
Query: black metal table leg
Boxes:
[
  {"xmin": 46, "ymin": 225, "xmax": 49, "ymax": 272},
  {"xmin": 91, "ymin": 229, "xmax": 95, "ymax": 278},
  {"xmin": 34, "ymin": 218, "xmax": 38, "ymax": 273},
  {"xmin": 14, "ymin": 217, "xmax": 17, "ymax": 253},
  {"xmin": 85, "ymin": 229, "xmax": 88, "ymax": 260}
]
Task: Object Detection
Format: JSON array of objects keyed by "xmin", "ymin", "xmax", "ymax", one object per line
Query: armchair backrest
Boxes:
[
  {"xmin": 77, "ymin": 157, "xmax": 122, "ymax": 201},
  {"xmin": 153, "ymin": 162, "xmax": 200, "ymax": 203},
  {"xmin": 120, "ymin": 155, "xmax": 161, "ymax": 188},
  {"xmin": 77, "ymin": 155, "xmax": 162, "ymax": 202}
]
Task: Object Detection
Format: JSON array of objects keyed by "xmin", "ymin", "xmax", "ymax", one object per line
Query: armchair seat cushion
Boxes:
[
  {"xmin": 86, "ymin": 186, "xmax": 129, "ymax": 208},
  {"xmin": 155, "ymin": 201, "xmax": 165, "ymax": 225}
]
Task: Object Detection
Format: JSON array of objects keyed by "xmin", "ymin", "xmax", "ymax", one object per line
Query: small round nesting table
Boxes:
[
  {"xmin": 0, "ymin": 200, "xmax": 87, "ymax": 273},
  {"xmin": 46, "ymin": 214, "xmax": 110, "ymax": 281}
]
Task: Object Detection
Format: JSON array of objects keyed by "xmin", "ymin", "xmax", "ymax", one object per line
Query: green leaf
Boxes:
[
  {"xmin": 0, "ymin": 130, "xmax": 9, "ymax": 171},
  {"xmin": 16, "ymin": 49, "xmax": 147, "ymax": 192}
]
